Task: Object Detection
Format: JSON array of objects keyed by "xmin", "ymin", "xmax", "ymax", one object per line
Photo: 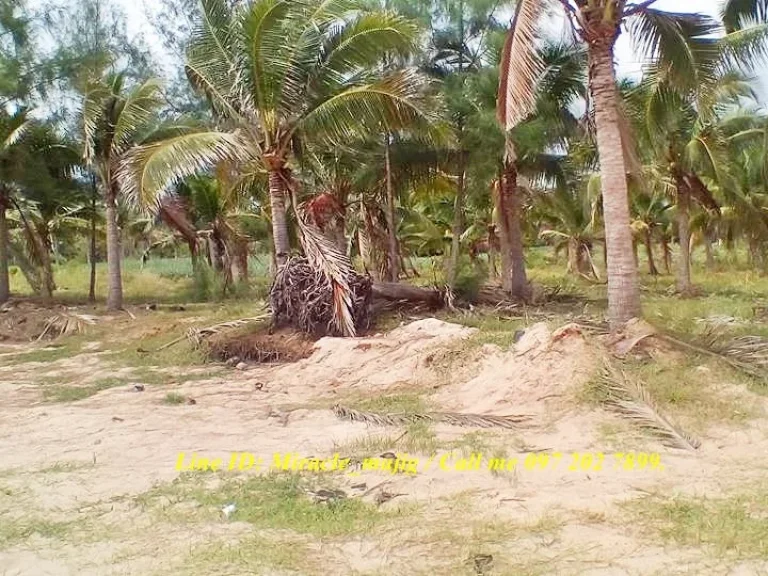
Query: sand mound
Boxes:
[
  {"xmin": 434, "ymin": 323, "xmax": 598, "ymax": 416},
  {"xmin": 250, "ymin": 319, "xmax": 598, "ymax": 420},
  {"xmin": 262, "ymin": 318, "xmax": 476, "ymax": 393}
]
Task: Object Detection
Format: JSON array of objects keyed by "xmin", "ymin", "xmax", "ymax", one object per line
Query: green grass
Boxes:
[
  {"xmin": 171, "ymin": 535, "xmax": 315, "ymax": 576},
  {"xmin": 163, "ymin": 392, "xmax": 188, "ymax": 405},
  {"xmin": 625, "ymin": 489, "xmax": 768, "ymax": 559},
  {"xmin": 138, "ymin": 471, "xmax": 400, "ymax": 538},
  {"xmin": 4, "ymin": 340, "xmax": 86, "ymax": 364},
  {"xmin": 10, "ymin": 256, "xmax": 273, "ymax": 305},
  {"xmin": 348, "ymin": 392, "xmax": 430, "ymax": 414},
  {"xmin": 0, "ymin": 517, "xmax": 74, "ymax": 548},
  {"xmin": 43, "ymin": 377, "xmax": 126, "ymax": 402}
]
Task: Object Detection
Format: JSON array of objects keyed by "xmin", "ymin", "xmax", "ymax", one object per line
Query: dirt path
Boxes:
[{"xmin": 1, "ymin": 318, "xmax": 768, "ymax": 575}]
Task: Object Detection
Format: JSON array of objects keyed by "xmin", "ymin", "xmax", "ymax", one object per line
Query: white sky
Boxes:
[{"xmin": 109, "ymin": 0, "xmax": 766, "ymax": 99}]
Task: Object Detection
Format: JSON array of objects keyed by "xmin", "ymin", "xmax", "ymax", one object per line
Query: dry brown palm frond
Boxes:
[
  {"xmin": 37, "ymin": 313, "xmax": 98, "ymax": 341},
  {"xmin": 332, "ymin": 404, "xmax": 532, "ymax": 430},
  {"xmin": 656, "ymin": 332, "xmax": 768, "ymax": 383},
  {"xmin": 599, "ymin": 361, "xmax": 701, "ymax": 451},
  {"xmin": 497, "ymin": 0, "xmax": 547, "ymax": 133},
  {"xmin": 295, "ymin": 212, "xmax": 358, "ymax": 337},
  {"xmin": 185, "ymin": 315, "xmax": 270, "ymax": 347},
  {"xmin": 147, "ymin": 315, "xmax": 270, "ymax": 353},
  {"xmin": 270, "ymin": 182, "xmax": 372, "ymax": 338}
]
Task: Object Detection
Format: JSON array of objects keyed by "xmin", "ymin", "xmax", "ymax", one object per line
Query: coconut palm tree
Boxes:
[
  {"xmin": 82, "ymin": 72, "xmax": 167, "ymax": 310},
  {"xmin": 119, "ymin": 0, "xmax": 435, "ymax": 271},
  {"xmin": 497, "ymin": 29, "xmax": 586, "ymax": 298},
  {"xmin": 622, "ymin": 14, "xmax": 765, "ymax": 293},
  {"xmin": 500, "ymin": 0, "xmax": 768, "ymax": 327},
  {"xmin": 6, "ymin": 124, "xmax": 83, "ymax": 302},
  {"xmin": 0, "ymin": 109, "xmax": 32, "ymax": 303}
]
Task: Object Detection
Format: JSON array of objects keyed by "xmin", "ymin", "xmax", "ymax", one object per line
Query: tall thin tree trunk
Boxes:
[
  {"xmin": 494, "ymin": 171, "xmax": 512, "ymax": 291},
  {"xmin": 384, "ymin": 134, "xmax": 400, "ymax": 282},
  {"xmin": 676, "ymin": 186, "xmax": 692, "ymax": 293},
  {"xmin": 38, "ymin": 223, "xmax": 55, "ymax": 303},
  {"xmin": 358, "ymin": 202, "xmax": 375, "ymax": 279},
  {"xmin": 230, "ymin": 237, "xmax": 249, "ymax": 284},
  {"xmin": 588, "ymin": 39, "xmax": 642, "ymax": 327},
  {"xmin": 704, "ymin": 225, "xmax": 715, "ymax": 270},
  {"xmin": 488, "ymin": 225, "xmax": 498, "ymax": 280},
  {"xmin": 645, "ymin": 230, "xmax": 659, "ymax": 276},
  {"xmin": 0, "ymin": 192, "xmax": 9, "ymax": 304},
  {"xmin": 447, "ymin": 150, "xmax": 467, "ymax": 289},
  {"xmin": 105, "ymin": 187, "xmax": 123, "ymax": 310},
  {"xmin": 662, "ymin": 235, "xmax": 671, "ymax": 273},
  {"xmin": 567, "ymin": 238, "xmax": 579, "ymax": 275},
  {"xmin": 89, "ymin": 177, "xmax": 97, "ymax": 303},
  {"xmin": 267, "ymin": 167, "xmax": 290, "ymax": 268},
  {"xmin": 501, "ymin": 158, "xmax": 529, "ymax": 299}
]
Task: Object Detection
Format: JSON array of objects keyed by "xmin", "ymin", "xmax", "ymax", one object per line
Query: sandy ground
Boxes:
[{"xmin": 1, "ymin": 318, "xmax": 768, "ymax": 575}]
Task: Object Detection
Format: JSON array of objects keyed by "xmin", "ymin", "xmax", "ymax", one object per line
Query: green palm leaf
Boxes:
[{"xmin": 118, "ymin": 131, "xmax": 256, "ymax": 211}]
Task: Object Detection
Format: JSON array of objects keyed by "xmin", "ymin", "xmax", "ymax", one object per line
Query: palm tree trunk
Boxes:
[
  {"xmin": 662, "ymin": 235, "xmax": 672, "ymax": 273},
  {"xmin": 447, "ymin": 150, "xmax": 467, "ymax": 289},
  {"xmin": 384, "ymin": 134, "xmax": 400, "ymax": 283},
  {"xmin": 230, "ymin": 237, "xmax": 249, "ymax": 284},
  {"xmin": 105, "ymin": 187, "xmax": 123, "ymax": 310},
  {"xmin": 488, "ymin": 225, "xmax": 498, "ymax": 279},
  {"xmin": 676, "ymin": 186, "xmax": 692, "ymax": 293},
  {"xmin": 704, "ymin": 225, "xmax": 715, "ymax": 270},
  {"xmin": 567, "ymin": 238, "xmax": 579, "ymax": 275},
  {"xmin": 493, "ymin": 172, "xmax": 513, "ymax": 291},
  {"xmin": 38, "ymin": 222, "xmax": 55, "ymax": 303},
  {"xmin": 358, "ymin": 202, "xmax": 374, "ymax": 278},
  {"xmin": 645, "ymin": 230, "xmax": 659, "ymax": 276},
  {"xmin": 501, "ymin": 158, "xmax": 529, "ymax": 299},
  {"xmin": 89, "ymin": 179, "xmax": 98, "ymax": 304},
  {"xmin": 267, "ymin": 167, "xmax": 291, "ymax": 268},
  {"xmin": 588, "ymin": 39, "xmax": 642, "ymax": 327},
  {"xmin": 0, "ymin": 191, "xmax": 9, "ymax": 304}
]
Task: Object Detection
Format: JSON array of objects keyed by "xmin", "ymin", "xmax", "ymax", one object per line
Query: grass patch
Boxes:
[
  {"xmin": 163, "ymin": 392, "xmax": 188, "ymax": 405},
  {"xmin": 625, "ymin": 359, "xmax": 758, "ymax": 431},
  {"xmin": 625, "ymin": 490, "xmax": 768, "ymax": 559},
  {"xmin": 349, "ymin": 392, "xmax": 430, "ymax": 415},
  {"xmin": 138, "ymin": 472, "xmax": 399, "ymax": 539},
  {"xmin": 0, "ymin": 517, "xmax": 74, "ymax": 549},
  {"xmin": 43, "ymin": 377, "xmax": 125, "ymax": 402},
  {"xmin": 4, "ymin": 343, "xmax": 81, "ymax": 364},
  {"xmin": 174, "ymin": 535, "xmax": 316, "ymax": 576},
  {"xmin": 35, "ymin": 461, "xmax": 95, "ymax": 474}
]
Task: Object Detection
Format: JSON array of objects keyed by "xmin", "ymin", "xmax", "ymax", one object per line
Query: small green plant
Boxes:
[{"xmin": 163, "ymin": 392, "xmax": 188, "ymax": 405}]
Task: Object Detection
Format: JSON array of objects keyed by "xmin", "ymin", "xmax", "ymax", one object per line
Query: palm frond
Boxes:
[
  {"xmin": 723, "ymin": 0, "xmax": 768, "ymax": 32},
  {"xmin": 295, "ymin": 203, "xmax": 357, "ymax": 337},
  {"xmin": 599, "ymin": 361, "xmax": 701, "ymax": 451},
  {"xmin": 111, "ymin": 79, "xmax": 165, "ymax": 155},
  {"xmin": 118, "ymin": 131, "xmax": 256, "ymax": 212},
  {"xmin": 332, "ymin": 404, "xmax": 532, "ymax": 430},
  {"xmin": 1, "ymin": 111, "xmax": 32, "ymax": 151},
  {"xmin": 496, "ymin": 0, "xmax": 545, "ymax": 133},
  {"xmin": 657, "ymin": 332, "xmax": 768, "ymax": 383},
  {"xmin": 37, "ymin": 313, "xmax": 98, "ymax": 341},
  {"xmin": 298, "ymin": 69, "xmax": 439, "ymax": 146}
]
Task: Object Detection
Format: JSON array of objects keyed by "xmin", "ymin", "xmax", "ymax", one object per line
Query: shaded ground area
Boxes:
[
  {"xmin": 1, "ymin": 303, "xmax": 768, "ymax": 575},
  {"xmin": 207, "ymin": 326, "xmax": 318, "ymax": 364}
]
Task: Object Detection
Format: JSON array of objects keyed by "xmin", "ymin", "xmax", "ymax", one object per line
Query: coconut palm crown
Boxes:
[{"xmin": 119, "ymin": 0, "xmax": 437, "ymax": 268}]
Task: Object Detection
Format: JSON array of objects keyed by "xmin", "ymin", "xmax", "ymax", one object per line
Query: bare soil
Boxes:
[
  {"xmin": 207, "ymin": 326, "xmax": 318, "ymax": 364},
  {"xmin": 1, "ymin": 316, "xmax": 768, "ymax": 575}
]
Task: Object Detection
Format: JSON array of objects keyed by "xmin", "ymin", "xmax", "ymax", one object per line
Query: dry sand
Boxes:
[{"xmin": 1, "ymin": 318, "xmax": 767, "ymax": 575}]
